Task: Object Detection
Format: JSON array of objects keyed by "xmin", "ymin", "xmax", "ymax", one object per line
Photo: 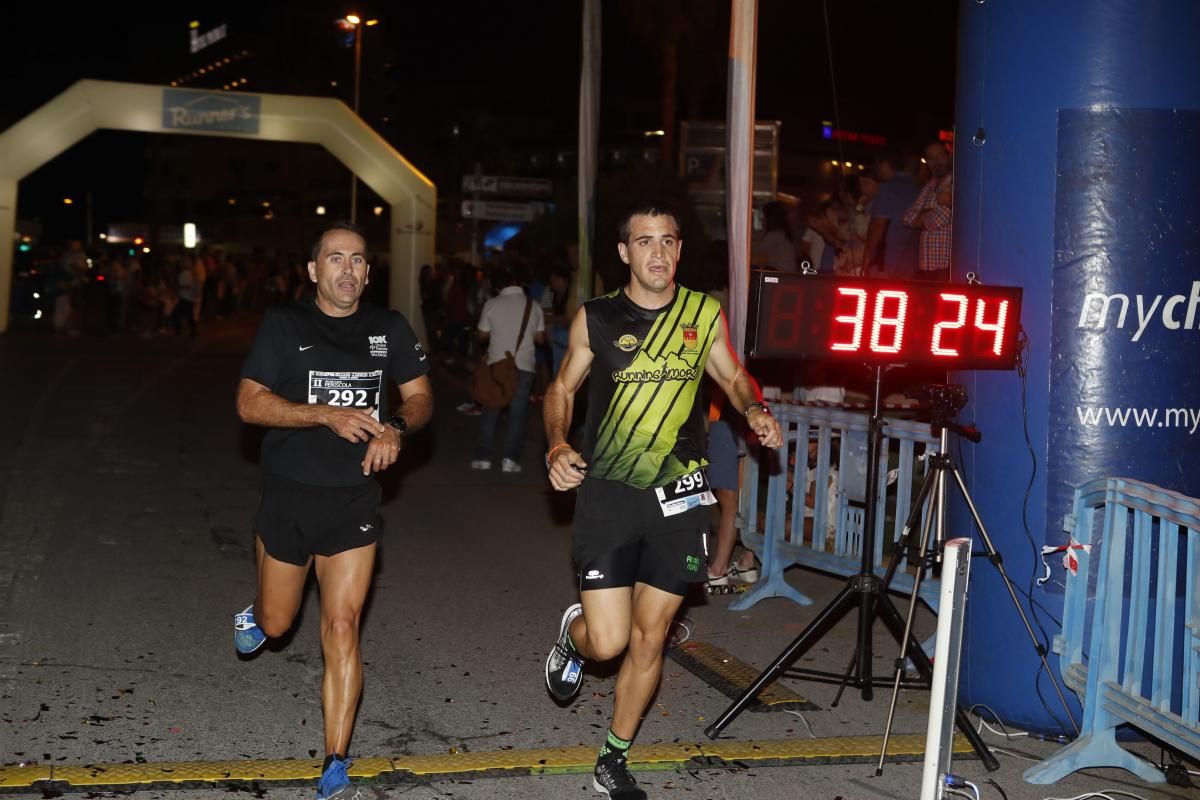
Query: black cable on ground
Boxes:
[{"xmin": 1014, "ymin": 327, "xmax": 1072, "ymax": 737}]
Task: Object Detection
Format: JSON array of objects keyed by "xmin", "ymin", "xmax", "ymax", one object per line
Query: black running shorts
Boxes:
[
  {"xmin": 254, "ymin": 473, "xmax": 382, "ymax": 566},
  {"xmin": 572, "ymin": 477, "xmax": 710, "ymax": 596}
]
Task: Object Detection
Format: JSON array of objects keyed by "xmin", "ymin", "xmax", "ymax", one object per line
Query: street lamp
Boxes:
[{"xmin": 340, "ymin": 14, "xmax": 378, "ymax": 223}]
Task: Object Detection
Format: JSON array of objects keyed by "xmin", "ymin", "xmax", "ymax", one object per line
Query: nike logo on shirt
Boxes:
[{"xmin": 299, "ymin": 345, "xmax": 314, "ymax": 351}]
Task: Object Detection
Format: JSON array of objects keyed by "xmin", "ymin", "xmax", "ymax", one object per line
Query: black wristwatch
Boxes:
[
  {"xmin": 746, "ymin": 401, "xmax": 771, "ymax": 417},
  {"xmin": 385, "ymin": 415, "xmax": 408, "ymax": 436}
]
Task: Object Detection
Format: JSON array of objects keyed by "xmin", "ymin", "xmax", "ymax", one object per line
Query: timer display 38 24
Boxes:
[{"xmin": 748, "ymin": 273, "xmax": 1023, "ymax": 369}]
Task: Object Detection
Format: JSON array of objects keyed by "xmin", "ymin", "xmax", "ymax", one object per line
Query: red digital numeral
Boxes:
[
  {"xmin": 767, "ymin": 286, "xmax": 804, "ymax": 348},
  {"xmin": 869, "ymin": 290, "xmax": 908, "ymax": 353},
  {"xmin": 831, "ymin": 288, "xmax": 867, "ymax": 351},
  {"xmin": 932, "ymin": 293, "xmax": 968, "ymax": 356},
  {"xmin": 975, "ymin": 298, "xmax": 1010, "ymax": 356}
]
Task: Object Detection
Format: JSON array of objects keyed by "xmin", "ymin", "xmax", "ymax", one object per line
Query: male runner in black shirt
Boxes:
[
  {"xmin": 543, "ymin": 202, "xmax": 782, "ymax": 798},
  {"xmin": 233, "ymin": 221, "xmax": 432, "ymax": 800}
]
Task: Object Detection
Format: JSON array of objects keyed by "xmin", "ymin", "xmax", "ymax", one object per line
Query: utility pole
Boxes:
[
  {"xmin": 85, "ymin": 191, "xmax": 94, "ymax": 245},
  {"xmin": 340, "ymin": 14, "xmax": 378, "ymax": 223},
  {"xmin": 470, "ymin": 162, "xmax": 482, "ymax": 267},
  {"xmin": 350, "ymin": 20, "xmax": 362, "ymax": 224}
]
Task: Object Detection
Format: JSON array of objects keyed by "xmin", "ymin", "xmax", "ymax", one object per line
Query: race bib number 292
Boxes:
[{"xmin": 308, "ymin": 370, "xmax": 383, "ymax": 419}]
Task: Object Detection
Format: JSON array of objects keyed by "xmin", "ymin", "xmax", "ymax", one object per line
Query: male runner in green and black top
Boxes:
[
  {"xmin": 233, "ymin": 221, "xmax": 432, "ymax": 800},
  {"xmin": 544, "ymin": 202, "xmax": 782, "ymax": 799}
]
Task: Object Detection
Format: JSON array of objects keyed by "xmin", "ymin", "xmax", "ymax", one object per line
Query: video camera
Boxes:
[{"xmin": 912, "ymin": 384, "xmax": 968, "ymax": 419}]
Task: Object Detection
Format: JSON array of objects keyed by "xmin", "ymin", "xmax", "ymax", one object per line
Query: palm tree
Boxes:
[{"xmin": 619, "ymin": 0, "xmax": 720, "ymax": 167}]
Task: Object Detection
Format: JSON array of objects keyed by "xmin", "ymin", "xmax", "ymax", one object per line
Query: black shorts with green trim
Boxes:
[
  {"xmin": 572, "ymin": 477, "xmax": 710, "ymax": 596},
  {"xmin": 254, "ymin": 473, "xmax": 382, "ymax": 566}
]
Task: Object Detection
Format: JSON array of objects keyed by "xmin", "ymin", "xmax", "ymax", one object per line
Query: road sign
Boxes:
[
  {"xmin": 461, "ymin": 200, "xmax": 546, "ymax": 222},
  {"xmin": 461, "ymin": 175, "xmax": 553, "ymax": 197},
  {"xmin": 463, "ymin": 175, "xmax": 498, "ymax": 193}
]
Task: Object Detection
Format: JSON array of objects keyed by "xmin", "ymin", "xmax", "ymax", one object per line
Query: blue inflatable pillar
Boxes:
[{"xmin": 953, "ymin": 0, "xmax": 1200, "ymax": 732}]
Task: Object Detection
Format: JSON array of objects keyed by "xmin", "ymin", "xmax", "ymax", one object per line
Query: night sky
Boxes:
[{"xmin": 2, "ymin": 1, "xmax": 957, "ymax": 237}]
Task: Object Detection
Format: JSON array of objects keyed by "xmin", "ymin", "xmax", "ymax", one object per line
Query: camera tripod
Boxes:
[
  {"xmin": 704, "ymin": 369, "xmax": 1003, "ymax": 769},
  {"xmin": 873, "ymin": 394, "xmax": 1079, "ymax": 773}
]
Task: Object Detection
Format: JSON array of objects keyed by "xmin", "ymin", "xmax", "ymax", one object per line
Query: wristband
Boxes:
[
  {"xmin": 746, "ymin": 401, "xmax": 771, "ymax": 417},
  {"xmin": 546, "ymin": 443, "xmax": 572, "ymax": 469}
]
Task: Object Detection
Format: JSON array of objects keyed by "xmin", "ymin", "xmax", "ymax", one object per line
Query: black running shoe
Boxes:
[
  {"xmin": 593, "ymin": 754, "xmax": 646, "ymax": 799},
  {"xmin": 544, "ymin": 603, "xmax": 584, "ymax": 702}
]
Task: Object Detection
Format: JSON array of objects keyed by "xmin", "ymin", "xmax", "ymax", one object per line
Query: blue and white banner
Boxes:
[
  {"xmin": 162, "ymin": 88, "xmax": 261, "ymax": 134},
  {"xmin": 1047, "ymin": 108, "xmax": 1200, "ymax": 535}
]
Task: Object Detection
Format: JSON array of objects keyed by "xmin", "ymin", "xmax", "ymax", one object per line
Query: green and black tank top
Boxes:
[{"xmin": 582, "ymin": 285, "xmax": 722, "ymax": 489}]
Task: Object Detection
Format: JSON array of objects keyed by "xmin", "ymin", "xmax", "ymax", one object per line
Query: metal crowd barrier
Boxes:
[
  {"xmin": 1025, "ymin": 477, "xmax": 1200, "ymax": 784},
  {"xmin": 731, "ymin": 403, "xmax": 941, "ymax": 613}
]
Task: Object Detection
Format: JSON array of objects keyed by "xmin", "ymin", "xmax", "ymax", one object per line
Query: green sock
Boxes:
[{"xmin": 598, "ymin": 729, "xmax": 632, "ymax": 761}]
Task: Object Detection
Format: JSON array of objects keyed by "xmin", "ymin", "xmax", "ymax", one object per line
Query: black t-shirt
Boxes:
[{"xmin": 241, "ymin": 296, "xmax": 430, "ymax": 486}]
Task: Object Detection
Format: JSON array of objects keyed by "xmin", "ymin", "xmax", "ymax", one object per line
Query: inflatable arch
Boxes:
[{"xmin": 0, "ymin": 79, "xmax": 436, "ymax": 336}]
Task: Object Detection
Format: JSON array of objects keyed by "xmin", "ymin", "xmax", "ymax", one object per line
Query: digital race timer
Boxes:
[{"xmin": 748, "ymin": 272, "xmax": 1023, "ymax": 369}]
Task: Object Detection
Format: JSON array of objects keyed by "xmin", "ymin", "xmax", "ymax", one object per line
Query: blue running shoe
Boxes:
[
  {"xmin": 317, "ymin": 756, "xmax": 364, "ymax": 800},
  {"xmin": 545, "ymin": 603, "xmax": 585, "ymax": 702},
  {"xmin": 233, "ymin": 605, "xmax": 266, "ymax": 654}
]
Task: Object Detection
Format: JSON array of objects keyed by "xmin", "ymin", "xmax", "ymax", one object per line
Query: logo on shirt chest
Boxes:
[
  {"xmin": 681, "ymin": 324, "xmax": 698, "ymax": 350},
  {"xmin": 614, "ymin": 334, "xmax": 641, "ymax": 352},
  {"xmin": 368, "ymin": 334, "xmax": 388, "ymax": 358}
]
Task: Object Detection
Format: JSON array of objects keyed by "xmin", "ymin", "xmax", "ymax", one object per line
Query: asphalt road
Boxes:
[{"xmin": 0, "ymin": 316, "xmax": 1186, "ymax": 800}]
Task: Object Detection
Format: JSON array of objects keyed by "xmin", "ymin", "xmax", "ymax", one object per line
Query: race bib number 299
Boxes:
[
  {"xmin": 308, "ymin": 370, "xmax": 383, "ymax": 419},
  {"xmin": 654, "ymin": 469, "xmax": 716, "ymax": 517}
]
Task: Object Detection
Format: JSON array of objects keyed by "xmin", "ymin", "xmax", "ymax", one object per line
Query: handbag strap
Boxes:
[{"xmin": 513, "ymin": 298, "xmax": 533, "ymax": 351}]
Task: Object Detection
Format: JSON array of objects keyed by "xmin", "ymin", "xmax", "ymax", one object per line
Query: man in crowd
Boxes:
[
  {"xmin": 233, "ymin": 221, "xmax": 433, "ymax": 800},
  {"xmin": 543, "ymin": 202, "xmax": 783, "ymax": 799},
  {"xmin": 52, "ymin": 240, "xmax": 87, "ymax": 335},
  {"xmin": 862, "ymin": 148, "xmax": 921, "ymax": 277},
  {"xmin": 903, "ymin": 140, "xmax": 955, "ymax": 281},
  {"xmin": 471, "ymin": 266, "xmax": 545, "ymax": 472}
]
